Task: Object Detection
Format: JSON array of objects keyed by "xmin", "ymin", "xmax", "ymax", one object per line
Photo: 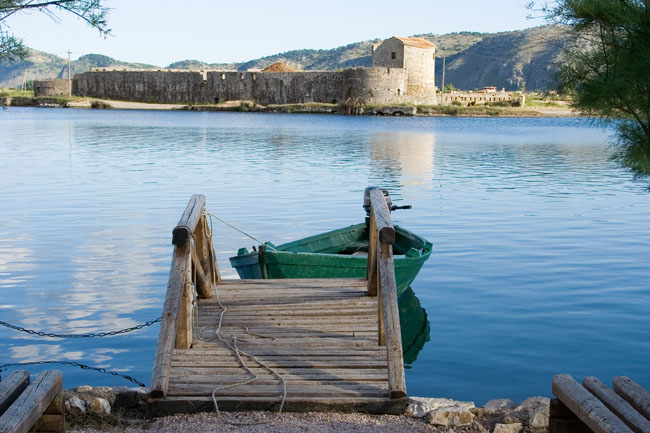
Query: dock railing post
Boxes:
[
  {"xmin": 368, "ymin": 189, "xmax": 406, "ymax": 399},
  {"xmin": 151, "ymin": 194, "xmax": 221, "ymax": 398}
]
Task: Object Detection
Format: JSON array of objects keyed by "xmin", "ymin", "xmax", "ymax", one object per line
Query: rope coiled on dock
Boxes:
[{"xmin": 199, "ymin": 210, "xmax": 287, "ymax": 425}]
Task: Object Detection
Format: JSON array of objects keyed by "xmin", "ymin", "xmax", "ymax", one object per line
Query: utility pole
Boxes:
[{"xmin": 67, "ymin": 50, "xmax": 72, "ymax": 97}]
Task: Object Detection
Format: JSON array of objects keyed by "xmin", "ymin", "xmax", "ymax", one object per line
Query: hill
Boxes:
[
  {"xmin": 0, "ymin": 25, "xmax": 571, "ymax": 91},
  {"xmin": 0, "ymin": 50, "xmax": 156, "ymax": 88}
]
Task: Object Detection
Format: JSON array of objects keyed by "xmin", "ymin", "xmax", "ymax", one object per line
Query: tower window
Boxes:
[{"xmin": 391, "ymin": 52, "xmax": 396, "ymax": 60}]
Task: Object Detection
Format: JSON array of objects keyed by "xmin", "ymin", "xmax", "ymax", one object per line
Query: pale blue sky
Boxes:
[{"xmin": 6, "ymin": 0, "xmax": 544, "ymax": 66}]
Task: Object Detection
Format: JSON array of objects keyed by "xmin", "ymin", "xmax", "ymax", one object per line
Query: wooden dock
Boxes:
[{"xmin": 149, "ymin": 192, "xmax": 407, "ymax": 415}]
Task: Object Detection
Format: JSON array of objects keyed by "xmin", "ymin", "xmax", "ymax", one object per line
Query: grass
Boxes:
[{"xmin": 0, "ymin": 88, "xmax": 35, "ymax": 98}]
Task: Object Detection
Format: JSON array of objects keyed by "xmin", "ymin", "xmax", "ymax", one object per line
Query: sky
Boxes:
[{"xmin": 5, "ymin": 0, "xmax": 546, "ymax": 66}]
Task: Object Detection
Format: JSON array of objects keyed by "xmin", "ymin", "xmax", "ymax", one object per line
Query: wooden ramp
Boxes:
[{"xmin": 149, "ymin": 192, "xmax": 406, "ymax": 415}]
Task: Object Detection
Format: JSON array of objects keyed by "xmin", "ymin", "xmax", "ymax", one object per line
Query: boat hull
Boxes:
[{"xmin": 229, "ymin": 222, "xmax": 432, "ymax": 296}]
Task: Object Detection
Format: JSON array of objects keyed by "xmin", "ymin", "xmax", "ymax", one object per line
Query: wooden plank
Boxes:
[
  {"xmin": 170, "ymin": 368, "xmax": 388, "ymax": 380},
  {"xmin": 170, "ymin": 359, "xmax": 388, "ymax": 369},
  {"xmin": 193, "ymin": 338, "xmax": 379, "ymax": 347},
  {"xmin": 150, "ymin": 243, "xmax": 190, "ymax": 398},
  {"xmin": 169, "ymin": 377, "xmax": 387, "ymax": 387},
  {"xmin": 367, "ymin": 209, "xmax": 378, "ymax": 296},
  {"xmin": 369, "ymin": 189, "xmax": 395, "ymax": 245},
  {"xmin": 149, "ymin": 395, "xmax": 406, "ymax": 416},
  {"xmin": 0, "ymin": 371, "xmax": 30, "ymax": 417},
  {"xmin": 202, "ymin": 303, "xmax": 377, "ymax": 311},
  {"xmin": 215, "ymin": 278, "xmax": 367, "ymax": 286},
  {"xmin": 583, "ymin": 377, "xmax": 650, "ymax": 433},
  {"xmin": 172, "ymin": 195, "xmax": 206, "ymax": 246},
  {"xmin": 212, "ymin": 287, "xmax": 369, "ymax": 295},
  {"xmin": 552, "ymin": 374, "xmax": 634, "ymax": 433},
  {"xmin": 168, "ymin": 383, "xmax": 388, "ymax": 397},
  {"xmin": 182, "ymin": 343, "xmax": 386, "ymax": 358},
  {"xmin": 379, "ymin": 242, "xmax": 406, "ymax": 399},
  {"xmin": 613, "ymin": 376, "xmax": 650, "ymax": 421},
  {"xmin": 0, "ymin": 370, "xmax": 61, "ymax": 433}
]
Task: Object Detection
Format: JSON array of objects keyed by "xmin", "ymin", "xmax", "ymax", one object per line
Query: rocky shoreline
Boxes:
[
  {"xmin": 62, "ymin": 385, "xmax": 551, "ymax": 433},
  {"xmin": 1, "ymin": 96, "xmax": 577, "ymax": 117}
]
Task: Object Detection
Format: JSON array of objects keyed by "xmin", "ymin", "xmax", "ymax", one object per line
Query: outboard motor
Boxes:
[{"xmin": 363, "ymin": 186, "xmax": 412, "ymax": 216}]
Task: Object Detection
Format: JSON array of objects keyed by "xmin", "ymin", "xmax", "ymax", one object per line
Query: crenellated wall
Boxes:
[
  {"xmin": 73, "ymin": 67, "xmax": 415, "ymax": 106},
  {"xmin": 70, "ymin": 36, "xmax": 438, "ymax": 107}
]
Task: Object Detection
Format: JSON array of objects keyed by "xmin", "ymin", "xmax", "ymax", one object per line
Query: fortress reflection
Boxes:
[{"xmin": 369, "ymin": 131, "xmax": 435, "ymax": 196}]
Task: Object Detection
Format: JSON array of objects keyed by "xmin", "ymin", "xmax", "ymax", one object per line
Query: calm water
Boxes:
[{"xmin": 0, "ymin": 108, "xmax": 648, "ymax": 405}]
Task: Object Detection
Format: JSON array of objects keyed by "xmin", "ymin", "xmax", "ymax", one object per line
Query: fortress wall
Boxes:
[
  {"xmin": 74, "ymin": 71, "xmax": 207, "ymax": 103},
  {"xmin": 73, "ymin": 65, "xmax": 434, "ymax": 106},
  {"xmin": 206, "ymin": 71, "xmax": 346, "ymax": 105},
  {"xmin": 74, "ymin": 70, "xmax": 347, "ymax": 105},
  {"xmin": 34, "ymin": 79, "xmax": 70, "ymax": 97},
  {"xmin": 346, "ymin": 67, "xmax": 409, "ymax": 105}
]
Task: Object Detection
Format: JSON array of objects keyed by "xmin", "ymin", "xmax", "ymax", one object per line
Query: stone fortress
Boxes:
[{"xmin": 36, "ymin": 37, "xmax": 439, "ymax": 106}]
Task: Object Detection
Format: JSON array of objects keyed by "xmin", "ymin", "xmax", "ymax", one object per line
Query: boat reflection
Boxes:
[{"xmin": 399, "ymin": 287, "xmax": 430, "ymax": 366}]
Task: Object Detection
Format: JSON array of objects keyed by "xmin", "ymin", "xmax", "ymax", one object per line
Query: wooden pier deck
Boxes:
[{"xmin": 149, "ymin": 193, "xmax": 406, "ymax": 415}]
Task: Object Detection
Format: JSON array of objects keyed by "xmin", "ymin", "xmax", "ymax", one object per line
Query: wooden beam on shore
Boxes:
[
  {"xmin": 583, "ymin": 376, "xmax": 650, "ymax": 433},
  {"xmin": 0, "ymin": 370, "xmax": 62, "ymax": 433},
  {"xmin": 0, "ymin": 371, "xmax": 30, "ymax": 417},
  {"xmin": 613, "ymin": 376, "xmax": 650, "ymax": 421},
  {"xmin": 552, "ymin": 374, "xmax": 634, "ymax": 433}
]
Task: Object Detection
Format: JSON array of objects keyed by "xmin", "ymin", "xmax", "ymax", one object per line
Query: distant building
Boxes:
[
  {"xmin": 41, "ymin": 37, "xmax": 440, "ymax": 106},
  {"xmin": 372, "ymin": 37, "xmax": 436, "ymax": 104},
  {"xmin": 34, "ymin": 79, "xmax": 70, "ymax": 97}
]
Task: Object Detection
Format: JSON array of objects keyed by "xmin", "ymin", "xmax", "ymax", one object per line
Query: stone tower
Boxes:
[{"xmin": 372, "ymin": 37, "xmax": 436, "ymax": 104}]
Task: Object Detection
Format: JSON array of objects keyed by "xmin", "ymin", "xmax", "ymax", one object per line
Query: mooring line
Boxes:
[{"xmin": 205, "ymin": 210, "xmax": 277, "ymax": 250}]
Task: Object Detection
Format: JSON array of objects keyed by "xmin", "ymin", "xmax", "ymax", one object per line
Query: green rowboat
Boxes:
[{"xmin": 229, "ymin": 220, "xmax": 432, "ymax": 296}]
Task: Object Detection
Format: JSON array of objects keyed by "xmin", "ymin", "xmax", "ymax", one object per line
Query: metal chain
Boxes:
[
  {"xmin": 0, "ymin": 317, "xmax": 161, "ymax": 338},
  {"xmin": 0, "ymin": 360, "xmax": 146, "ymax": 387}
]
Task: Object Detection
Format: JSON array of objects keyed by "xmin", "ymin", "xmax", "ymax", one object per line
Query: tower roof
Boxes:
[{"xmin": 395, "ymin": 37, "xmax": 435, "ymax": 49}]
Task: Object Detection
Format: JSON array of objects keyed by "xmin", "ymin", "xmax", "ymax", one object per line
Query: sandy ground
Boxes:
[
  {"xmin": 94, "ymin": 100, "xmax": 186, "ymax": 110},
  {"xmin": 69, "ymin": 412, "xmax": 443, "ymax": 433}
]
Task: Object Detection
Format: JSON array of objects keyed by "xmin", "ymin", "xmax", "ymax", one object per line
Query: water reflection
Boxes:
[
  {"xmin": 399, "ymin": 287, "xmax": 430, "ymax": 366},
  {"xmin": 369, "ymin": 131, "xmax": 435, "ymax": 197}
]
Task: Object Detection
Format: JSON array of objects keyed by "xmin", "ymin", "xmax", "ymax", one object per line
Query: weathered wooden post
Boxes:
[
  {"xmin": 151, "ymin": 194, "xmax": 214, "ymax": 398},
  {"xmin": 368, "ymin": 188, "xmax": 406, "ymax": 399}
]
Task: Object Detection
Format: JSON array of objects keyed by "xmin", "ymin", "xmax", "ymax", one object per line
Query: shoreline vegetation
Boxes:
[{"xmin": 1, "ymin": 89, "xmax": 578, "ymax": 117}]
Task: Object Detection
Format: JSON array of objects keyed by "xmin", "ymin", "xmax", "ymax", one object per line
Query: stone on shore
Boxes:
[
  {"xmin": 516, "ymin": 396, "xmax": 550, "ymax": 410},
  {"xmin": 65, "ymin": 395, "xmax": 87, "ymax": 416},
  {"xmin": 484, "ymin": 398, "xmax": 518, "ymax": 412},
  {"xmin": 406, "ymin": 397, "xmax": 475, "ymax": 418},
  {"xmin": 493, "ymin": 422, "xmax": 523, "ymax": 433},
  {"xmin": 87, "ymin": 397, "xmax": 111, "ymax": 416},
  {"xmin": 427, "ymin": 409, "xmax": 475, "ymax": 427}
]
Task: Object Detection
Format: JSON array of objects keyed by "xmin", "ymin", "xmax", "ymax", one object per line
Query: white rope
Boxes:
[
  {"xmin": 205, "ymin": 210, "xmax": 277, "ymax": 250},
  {"xmin": 195, "ymin": 210, "xmax": 287, "ymax": 425}
]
